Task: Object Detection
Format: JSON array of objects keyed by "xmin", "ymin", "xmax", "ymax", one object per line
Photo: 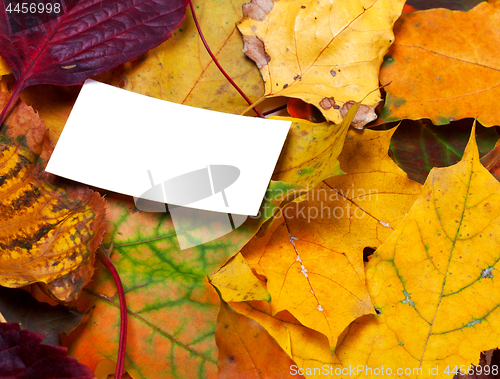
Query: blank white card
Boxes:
[{"xmin": 45, "ymin": 79, "xmax": 291, "ymax": 216}]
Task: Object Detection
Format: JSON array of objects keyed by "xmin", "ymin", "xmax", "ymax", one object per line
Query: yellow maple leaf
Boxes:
[
  {"xmin": 380, "ymin": 2, "xmax": 500, "ymax": 126},
  {"xmin": 241, "ymin": 210, "xmax": 375, "ymax": 351},
  {"xmin": 271, "ymin": 101, "xmax": 365, "ymax": 188},
  {"xmin": 335, "ymin": 124, "xmax": 500, "ymax": 378},
  {"xmin": 237, "ymin": 0, "xmax": 405, "ymax": 126},
  {"xmin": 241, "ymin": 126, "xmax": 421, "ymax": 351},
  {"xmin": 211, "ymin": 253, "xmax": 271, "ymax": 302},
  {"xmin": 0, "ymin": 87, "xmax": 106, "ymax": 304}
]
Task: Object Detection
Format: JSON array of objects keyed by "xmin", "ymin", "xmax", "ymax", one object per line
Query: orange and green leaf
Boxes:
[{"xmin": 67, "ymin": 181, "xmax": 304, "ymax": 379}]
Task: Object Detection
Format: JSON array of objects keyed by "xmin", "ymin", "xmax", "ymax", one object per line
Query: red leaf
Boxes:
[
  {"xmin": 0, "ymin": 0, "xmax": 188, "ymax": 123},
  {"xmin": 0, "ymin": 323, "xmax": 95, "ymax": 378},
  {"xmin": 287, "ymin": 98, "xmax": 326, "ymax": 123}
]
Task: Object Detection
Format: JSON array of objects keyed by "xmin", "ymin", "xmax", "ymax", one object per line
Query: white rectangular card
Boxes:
[{"xmin": 45, "ymin": 79, "xmax": 291, "ymax": 216}]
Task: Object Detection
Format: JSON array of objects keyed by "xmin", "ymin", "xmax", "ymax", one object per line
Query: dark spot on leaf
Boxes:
[
  {"xmin": 481, "ymin": 268, "xmax": 493, "ymax": 279},
  {"xmin": 224, "ymin": 324, "xmax": 229, "ymax": 329},
  {"xmin": 375, "ymin": 307, "xmax": 382, "ymax": 315},
  {"xmin": 383, "ymin": 55, "xmax": 394, "ymax": 66},
  {"xmin": 319, "ymin": 97, "xmax": 339, "ymax": 110},
  {"xmin": 118, "ymin": 79, "xmax": 127, "ymax": 89},
  {"xmin": 301, "ymin": 5, "xmax": 306, "ymax": 8},
  {"xmin": 1, "ymin": 223, "xmax": 54, "ymax": 252},
  {"xmin": 229, "ymin": 356, "xmax": 235, "ymax": 362},
  {"xmin": 363, "ymin": 247, "xmax": 375, "ymax": 262},
  {"xmin": 11, "ymin": 188, "xmax": 39, "ymax": 211},
  {"xmin": 242, "ymin": 35, "xmax": 271, "ymax": 68},
  {"xmin": 283, "ymin": 84, "xmax": 288, "ymax": 89},
  {"xmin": 330, "ymin": 69, "xmax": 336, "ymax": 77}
]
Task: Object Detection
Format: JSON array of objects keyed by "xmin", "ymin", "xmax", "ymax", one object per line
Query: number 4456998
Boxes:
[
  {"xmin": 5, "ymin": 3, "xmax": 60, "ymax": 13},
  {"xmin": 444, "ymin": 365, "xmax": 498, "ymax": 376}
]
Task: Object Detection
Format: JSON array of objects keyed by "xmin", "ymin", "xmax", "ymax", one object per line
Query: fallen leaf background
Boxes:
[
  {"xmin": 0, "ymin": 87, "xmax": 107, "ymax": 304},
  {"xmin": 0, "ymin": 286, "xmax": 84, "ymax": 345},
  {"xmin": 380, "ymin": 2, "xmax": 500, "ymax": 126},
  {"xmin": 237, "ymin": 0, "xmax": 405, "ymax": 126},
  {"xmin": 376, "ymin": 118, "xmax": 498, "ymax": 183},
  {"xmin": 0, "ymin": 0, "xmax": 189, "ymax": 123},
  {"xmin": 66, "ymin": 181, "xmax": 303, "ymax": 379},
  {"xmin": 0, "ymin": 322, "xmax": 95, "ymax": 379},
  {"xmin": 336, "ymin": 126, "xmax": 500, "ymax": 378},
  {"xmin": 2, "ymin": 0, "xmax": 500, "ymax": 378}
]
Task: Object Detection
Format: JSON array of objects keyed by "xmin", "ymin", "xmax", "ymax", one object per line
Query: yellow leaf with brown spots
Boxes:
[
  {"xmin": 242, "ymin": 127, "xmax": 422, "ymax": 350},
  {"xmin": 237, "ymin": 0, "xmax": 405, "ymax": 127},
  {"xmin": 335, "ymin": 124, "xmax": 500, "ymax": 378},
  {"xmin": 0, "ymin": 87, "xmax": 106, "ymax": 304}
]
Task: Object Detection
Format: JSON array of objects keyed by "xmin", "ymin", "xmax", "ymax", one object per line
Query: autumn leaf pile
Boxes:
[{"xmin": 2, "ymin": 0, "xmax": 500, "ymax": 378}]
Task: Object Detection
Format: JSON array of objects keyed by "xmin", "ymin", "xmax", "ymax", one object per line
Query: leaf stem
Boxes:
[
  {"xmin": 188, "ymin": 0, "xmax": 265, "ymax": 119},
  {"xmin": 97, "ymin": 244, "xmax": 127, "ymax": 379}
]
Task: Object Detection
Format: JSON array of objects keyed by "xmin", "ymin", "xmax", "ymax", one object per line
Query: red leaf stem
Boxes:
[
  {"xmin": 97, "ymin": 245, "xmax": 127, "ymax": 379},
  {"xmin": 188, "ymin": 0, "xmax": 265, "ymax": 119}
]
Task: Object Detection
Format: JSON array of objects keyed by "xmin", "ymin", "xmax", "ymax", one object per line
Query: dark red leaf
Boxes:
[
  {"xmin": 0, "ymin": 287, "xmax": 84, "ymax": 346},
  {"xmin": 0, "ymin": 0, "xmax": 188, "ymax": 123},
  {"xmin": 405, "ymin": 0, "xmax": 485, "ymax": 11},
  {"xmin": 0, "ymin": 323, "xmax": 95, "ymax": 378},
  {"xmin": 380, "ymin": 118, "xmax": 498, "ymax": 184}
]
